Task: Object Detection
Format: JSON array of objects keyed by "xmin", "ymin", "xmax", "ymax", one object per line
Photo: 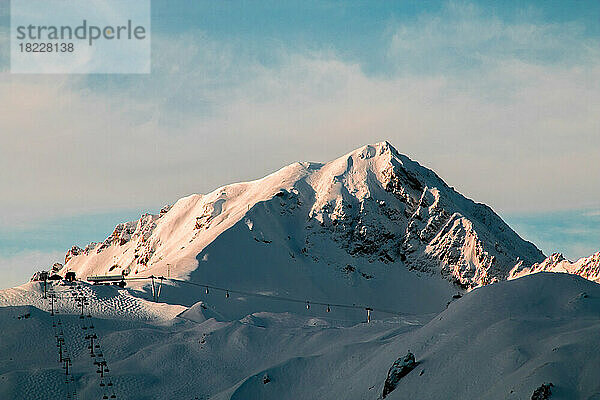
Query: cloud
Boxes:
[
  {"xmin": 387, "ymin": 2, "xmax": 599, "ymax": 75},
  {"xmin": 1, "ymin": 1, "xmax": 599, "ymax": 230}
]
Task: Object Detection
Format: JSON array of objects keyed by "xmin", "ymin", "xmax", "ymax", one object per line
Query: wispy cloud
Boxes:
[{"xmin": 387, "ymin": 2, "xmax": 599, "ymax": 75}]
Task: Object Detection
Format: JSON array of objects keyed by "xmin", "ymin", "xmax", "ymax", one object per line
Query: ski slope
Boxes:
[{"xmin": 2, "ymin": 273, "xmax": 600, "ymax": 399}]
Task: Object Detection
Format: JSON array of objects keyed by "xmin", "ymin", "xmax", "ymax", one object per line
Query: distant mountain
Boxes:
[
  {"xmin": 58, "ymin": 141, "xmax": 545, "ymax": 314},
  {"xmin": 511, "ymin": 251, "xmax": 600, "ymax": 283}
]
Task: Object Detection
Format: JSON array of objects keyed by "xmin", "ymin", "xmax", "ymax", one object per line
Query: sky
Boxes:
[{"xmin": 0, "ymin": 0, "xmax": 599, "ymax": 288}]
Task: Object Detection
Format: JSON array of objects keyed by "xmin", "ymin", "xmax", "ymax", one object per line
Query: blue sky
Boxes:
[{"xmin": 0, "ymin": 0, "xmax": 599, "ymax": 288}]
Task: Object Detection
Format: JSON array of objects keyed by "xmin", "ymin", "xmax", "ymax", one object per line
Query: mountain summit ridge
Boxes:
[{"xmin": 59, "ymin": 142, "xmax": 545, "ymax": 309}]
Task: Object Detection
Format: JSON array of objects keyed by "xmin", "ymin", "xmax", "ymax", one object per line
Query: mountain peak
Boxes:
[
  {"xmin": 59, "ymin": 142, "xmax": 545, "ymax": 302},
  {"xmin": 344, "ymin": 140, "xmax": 399, "ymax": 161}
]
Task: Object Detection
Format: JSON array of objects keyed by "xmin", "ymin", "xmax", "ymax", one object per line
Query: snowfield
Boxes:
[{"xmin": 1, "ymin": 273, "xmax": 600, "ymax": 399}]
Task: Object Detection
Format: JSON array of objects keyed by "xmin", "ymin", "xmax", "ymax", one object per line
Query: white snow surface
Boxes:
[{"xmin": 1, "ymin": 273, "xmax": 600, "ymax": 399}]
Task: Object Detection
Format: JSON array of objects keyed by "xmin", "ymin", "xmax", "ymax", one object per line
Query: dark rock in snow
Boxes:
[
  {"xmin": 382, "ymin": 351, "xmax": 416, "ymax": 398},
  {"xmin": 531, "ymin": 383, "xmax": 553, "ymax": 400}
]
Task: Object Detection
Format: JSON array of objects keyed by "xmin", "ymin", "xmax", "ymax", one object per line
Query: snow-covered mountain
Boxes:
[
  {"xmin": 56, "ymin": 141, "xmax": 544, "ymax": 315},
  {"xmin": 4, "ymin": 141, "xmax": 600, "ymax": 400},
  {"xmin": 511, "ymin": 251, "xmax": 600, "ymax": 283}
]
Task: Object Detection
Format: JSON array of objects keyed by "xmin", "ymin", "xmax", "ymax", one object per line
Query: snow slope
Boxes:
[
  {"xmin": 2, "ymin": 273, "xmax": 600, "ymax": 400},
  {"xmin": 216, "ymin": 273, "xmax": 600, "ymax": 400},
  {"xmin": 511, "ymin": 251, "xmax": 600, "ymax": 283},
  {"xmin": 53, "ymin": 142, "xmax": 543, "ymax": 319}
]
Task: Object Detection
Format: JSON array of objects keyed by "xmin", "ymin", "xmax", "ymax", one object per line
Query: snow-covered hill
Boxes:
[
  {"xmin": 2, "ymin": 273, "xmax": 600, "ymax": 400},
  {"xmin": 53, "ymin": 141, "xmax": 544, "ymax": 317},
  {"xmin": 510, "ymin": 251, "xmax": 600, "ymax": 283}
]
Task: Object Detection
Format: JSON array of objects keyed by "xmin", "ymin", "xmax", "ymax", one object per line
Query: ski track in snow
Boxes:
[{"xmin": 2, "ymin": 273, "xmax": 600, "ymax": 399}]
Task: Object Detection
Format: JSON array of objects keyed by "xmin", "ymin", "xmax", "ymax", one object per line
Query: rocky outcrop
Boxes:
[
  {"xmin": 531, "ymin": 383, "xmax": 553, "ymax": 400},
  {"xmin": 64, "ymin": 246, "xmax": 83, "ymax": 264},
  {"xmin": 510, "ymin": 252, "xmax": 600, "ymax": 283},
  {"xmin": 382, "ymin": 352, "xmax": 417, "ymax": 398}
]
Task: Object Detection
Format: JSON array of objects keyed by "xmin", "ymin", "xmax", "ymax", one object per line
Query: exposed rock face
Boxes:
[
  {"xmin": 64, "ymin": 246, "xmax": 83, "ymax": 264},
  {"xmin": 510, "ymin": 252, "xmax": 600, "ymax": 283},
  {"xmin": 303, "ymin": 142, "xmax": 544, "ymax": 288},
  {"xmin": 61, "ymin": 207, "xmax": 170, "ymax": 278},
  {"xmin": 382, "ymin": 352, "xmax": 417, "ymax": 398}
]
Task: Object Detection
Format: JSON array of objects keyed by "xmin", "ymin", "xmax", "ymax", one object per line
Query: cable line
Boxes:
[{"xmin": 118, "ymin": 275, "xmax": 406, "ymax": 316}]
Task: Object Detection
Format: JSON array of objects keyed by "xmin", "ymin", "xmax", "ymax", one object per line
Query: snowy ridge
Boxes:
[
  {"xmin": 58, "ymin": 141, "xmax": 544, "ymax": 309},
  {"xmin": 510, "ymin": 251, "xmax": 600, "ymax": 283}
]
